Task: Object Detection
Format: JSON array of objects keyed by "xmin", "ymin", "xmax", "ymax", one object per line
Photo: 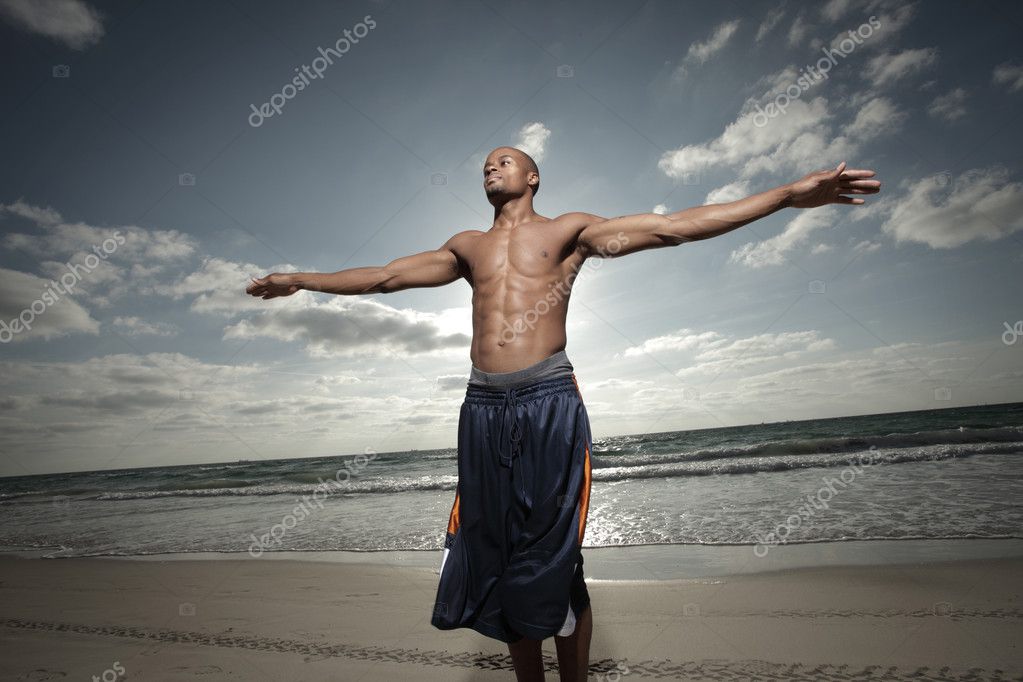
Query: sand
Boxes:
[{"xmin": 2, "ymin": 552, "xmax": 1022, "ymax": 681}]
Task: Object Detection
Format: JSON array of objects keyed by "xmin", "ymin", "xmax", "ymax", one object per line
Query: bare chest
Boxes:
[{"xmin": 464, "ymin": 227, "xmax": 570, "ymax": 283}]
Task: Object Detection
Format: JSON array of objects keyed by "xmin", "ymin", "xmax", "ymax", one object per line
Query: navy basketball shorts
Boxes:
[{"xmin": 431, "ymin": 370, "xmax": 593, "ymax": 643}]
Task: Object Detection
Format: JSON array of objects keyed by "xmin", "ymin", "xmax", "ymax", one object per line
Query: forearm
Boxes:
[
  {"xmin": 288, "ymin": 267, "xmax": 387, "ymax": 295},
  {"xmin": 666, "ymin": 184, "xmax": 793, "ymax": 241}
]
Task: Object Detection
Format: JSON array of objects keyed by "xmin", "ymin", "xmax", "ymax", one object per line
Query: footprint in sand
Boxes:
[
  {"xmin": 169, "ymin": 665, "xmax": 223, "ymax": 675},
  {"xmin": 21, "ymin": 670, "xmax": 67, "ymax": 680}
]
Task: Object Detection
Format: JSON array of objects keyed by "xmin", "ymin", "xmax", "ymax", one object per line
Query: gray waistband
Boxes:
[{"xmin": 468, "ymin": 350, "xmax": 574, "ymax": 388}]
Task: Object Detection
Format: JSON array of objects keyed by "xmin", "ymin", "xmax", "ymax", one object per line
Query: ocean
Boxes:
[{"xmin": 1, "ymin": 402, "xmax": 1021, "ymax": 559}]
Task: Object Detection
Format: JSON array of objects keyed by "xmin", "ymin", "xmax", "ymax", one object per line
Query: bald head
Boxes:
[
  {"xmin": 484, "ymin": 146, "xmax": 540, "ymax": 198},
  {"xmin": 515, "ymin": 149, "xmax": 540, "ymax": 196}
]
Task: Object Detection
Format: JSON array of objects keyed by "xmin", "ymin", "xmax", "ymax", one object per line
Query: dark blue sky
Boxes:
[{"xmin": 1, "ymin": 0, "xmax": 1021, "ymax": 475}]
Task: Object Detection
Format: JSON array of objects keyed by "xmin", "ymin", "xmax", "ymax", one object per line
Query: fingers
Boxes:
[
  {"xmin": 247, "ymin": 276, "xmax": 269, "ymax": 297},
  {"xmin": 834, "ymin": 161, "xmax": 847, "ymax": 175},
  {"xmin": 838, "ymin": 169, "xmax": 877, "ymax": 179},
  {"xmin": 834, "ymin": 195, "xmax": 865, "ymax": 204},
  {"xmin": 838, "ymin": 181, "xmax": 881, "ymax": 193}
]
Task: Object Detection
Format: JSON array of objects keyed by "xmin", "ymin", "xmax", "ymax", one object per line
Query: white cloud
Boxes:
[
  {"xmin": 622, "ymin": 328, "xmax": 727, "ymax": 357},
  {"xmin": 728, "ymin": 206, "xmax": 838, "ymax": 268},
  {"xmin": 0, "ymin": 0, "xmax": 104, "ymax": 49},
  {"xmin": 620, "ymin": 328, "xmax": 836, "ymax": 378},
  {"xmin": 514, "ymin": 121, "xmax": 550, "ymax": 163},
  {"xmin": 992, "ymin": 61, "xmax": 1023, "ymax": 93},
  {"xmin": 437, "ymin": 374, "xmax": 468, "ymax": 391},
  {"xmin": 111, "ymin": 316, "xmax": 180, "ymax": 337},
  {"xmin": 847, "ymin": 96, "xmax": 907, "ymax": 137},
  {"xmin": 755, "ymin": 5, "xmax": 785, "ymax": 42},
  {"xmin": 156, "ymin": 257, "xmax": 299, "ymax": 314},
  {"xmin": 223, "ymin": 296, "xmax": 471, "ymax": 358},
  {"xmin": 704, "ymin": 180, "xmax": 750, "ymax": 204},
  {"xmin": 652, "ymin": 204, "xmax": 668, "ymax": 215},
  {"xmin": 853, "ymin": 239, "xmax": 882, "ymax": 254},
  {"xmin": 677, "ymin": 19, "xmax": 740, "ymax": 77},
  {"xmin": 675, "ymin": 19, "xmax": 740, "ymax": 78},
  {"xmin": 879, "ymin": 166, "xmax": 1023, "ymax": 248},
  {"xmin": 820, "ymin": 0, "xmax": 853, "ymax": 22},
  {"xmin": 1, "ymin": 199, "xmax": 199, "ymax": 306},
  {"xmin": 659, "ymin": 96, "xmax": 830, "ymax": 178},
  {"xmin": 0, "ymin": 267, "xmax": 100, "ymax": 342},
  {"xmin": 927, "ymin": 87, "xmax": 968, "ymax": 122},
  {"xmin": 826, "ymin": 2, "xmax": 916, "ymax": 52},
  {"xmin": 0, "ymin": 199, "xmax": 62, "ymax": 225},
  {"xmin": 864, "ymin": 47, "xmax": 938, "ymax": 87},
  {"xmin": 786, "ymin": 12, "xmax": 811, "ymax": 47},
  {"xmin": 659, "ymin": 87, "xmax": 890, "ymax": 187}
]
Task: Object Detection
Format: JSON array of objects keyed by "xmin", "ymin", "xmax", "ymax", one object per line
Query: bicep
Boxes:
[
  {"xmin": 577, "ymin": 212, "xmax": 688, "ymax": 259},
  {"xmin": 379, "ymin": 244, "xmax": 461, "ymax": 292}
]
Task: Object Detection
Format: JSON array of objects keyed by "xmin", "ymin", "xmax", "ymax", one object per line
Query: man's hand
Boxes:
[
  {"xmin": 787, "ymin": 161, "xmax": 881, "ymax": 208},
  {"xmin": 246, "ymin": 273, "xmax": 300, "ymax": 299}
]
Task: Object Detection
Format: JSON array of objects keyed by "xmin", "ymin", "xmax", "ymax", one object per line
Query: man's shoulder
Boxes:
[
  {"xmin": 441, "ymin": 229, "xmax": 484, "ymax": 255},
  {"xmin": 445, "ymin": 229, "xmax": 485, "ymax": 244},
  {"xmin": 552, "ymin": 211, "xmax": 605, "ymax": 227}
]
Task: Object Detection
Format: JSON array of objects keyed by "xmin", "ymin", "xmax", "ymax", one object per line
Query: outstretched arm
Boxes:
[
  {"xmin": 246, "ymin": 234, "xmax": 464, "ymax": 299},
  {"xmin": 576, "ymin": 162, "xmax": 880, "ymax": 258}
]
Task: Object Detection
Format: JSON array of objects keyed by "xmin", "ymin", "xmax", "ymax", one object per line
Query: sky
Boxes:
[{"xmin": 1, "ymin": 0, "xmax": 1021, "ymax": 477}]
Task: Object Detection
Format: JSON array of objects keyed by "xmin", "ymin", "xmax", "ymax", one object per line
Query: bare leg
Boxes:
[
  {"xmin": 554, "ymin": 604, "xmax": 592, "ymax": 682},
  {"xmin": 508, "ymin": 636, "xmax": 545, "ymax": 681}
]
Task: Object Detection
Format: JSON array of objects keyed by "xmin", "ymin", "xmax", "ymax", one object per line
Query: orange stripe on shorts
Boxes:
[
  {"xmin": 578, "ymin": 444, "xmax": 591, "ymax": 545},
  {"xmin": 572, "ymin": 373, "xmax": 591, "ymax": 546},
  {"xmin": 446, "ymin": 488, "xmax": 461, "ymax": 535}
]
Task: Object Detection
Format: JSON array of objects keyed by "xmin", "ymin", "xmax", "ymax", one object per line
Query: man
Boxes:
[{"xmin": 246, "ymin": 146, "xmax": 880, "ymax": 681}]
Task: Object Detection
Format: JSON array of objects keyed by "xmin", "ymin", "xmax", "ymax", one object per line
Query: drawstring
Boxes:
[{"xmin": 498, "ymin": 386, "xmax": 523, "ymax": 468}]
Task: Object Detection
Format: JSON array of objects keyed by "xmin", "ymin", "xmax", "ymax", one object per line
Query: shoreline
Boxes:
[{"xmin": 4, "ymin": 537, "xmax": 1023, "ymax": 581}]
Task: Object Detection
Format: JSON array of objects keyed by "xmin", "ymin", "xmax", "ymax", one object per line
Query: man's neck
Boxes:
[{"xmin": 491, "ymin": 196, "xmax": 542, "ymax": 231}]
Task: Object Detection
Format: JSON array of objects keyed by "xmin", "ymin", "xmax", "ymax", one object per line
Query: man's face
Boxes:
[{"xmin": 482, "ymin": 148, "xmax": 534, "ymax": 199}]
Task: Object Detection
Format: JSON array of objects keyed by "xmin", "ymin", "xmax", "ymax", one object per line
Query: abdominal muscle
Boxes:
[
  {"xmin": 467, "ymin": 258, "xmax": 578, "ymax": 373},
  {"xmin": 461, "ymin": 217, "xmax": 585, "ymax": 374}
]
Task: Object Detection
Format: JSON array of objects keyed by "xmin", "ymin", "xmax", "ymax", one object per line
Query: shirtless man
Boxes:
[{"xmin": 246, "ymin": 146, "xmax": 880, "ymax": 681}]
